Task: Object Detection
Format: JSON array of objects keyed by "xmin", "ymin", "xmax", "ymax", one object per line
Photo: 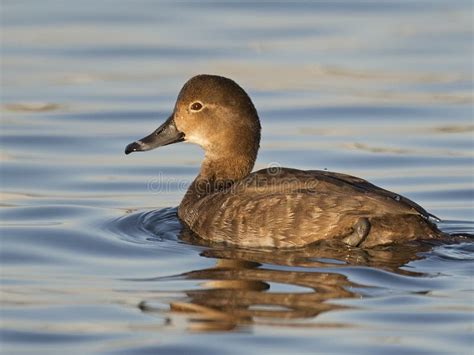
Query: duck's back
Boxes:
[{"xmin": 178, "ymin": 168, "xmax": 442, "ymax": 248}]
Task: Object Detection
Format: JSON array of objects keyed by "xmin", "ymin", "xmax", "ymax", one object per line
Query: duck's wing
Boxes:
[
  {"xmin": 244, "ymin": 168, "xmax": 437, "ymax": 220},
  {"xmin": 313, "ymin": 170, "xmax": 438, "ymax": 220}
]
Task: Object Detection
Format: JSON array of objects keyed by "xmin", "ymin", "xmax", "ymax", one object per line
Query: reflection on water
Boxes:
[
  {"xmin": 137, "ymin": 240, "xmax": 434, "ymax": 332},
  {"xmin": 146, "ymin": 259, "xmax": 354, "ymax": 332},
  {"xmin": 1, "ymin": 0, "xmax": 473, "ymax": 354}
]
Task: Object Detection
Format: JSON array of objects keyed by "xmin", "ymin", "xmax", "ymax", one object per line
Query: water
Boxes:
[{"xmin": 1, "ymin": 0, "xmax": 473, "ymax": 353}]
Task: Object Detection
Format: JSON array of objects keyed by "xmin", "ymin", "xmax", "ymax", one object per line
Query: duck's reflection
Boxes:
[
  {"xmin": 138, "ymin": 238, "xmax": 437, "ymax": 331},
  {"xmin": 172, "ymin": 260, "xmax": 355, "ymax": 331}
]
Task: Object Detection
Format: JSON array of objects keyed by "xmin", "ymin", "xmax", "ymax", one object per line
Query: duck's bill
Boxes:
[{"xmin": 125, "ymin": 115, "xmax": 185, "ymax": 155}]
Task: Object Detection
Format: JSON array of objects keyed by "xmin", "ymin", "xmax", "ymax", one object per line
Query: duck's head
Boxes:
[{"xmin": 125, "ymin": 75, "xmax": 261, "ymax": 168}]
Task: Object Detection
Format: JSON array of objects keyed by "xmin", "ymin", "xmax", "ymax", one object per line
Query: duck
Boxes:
[{"xmin": 125, "ymin": 74, "xmax": 443, "ymax": 248}]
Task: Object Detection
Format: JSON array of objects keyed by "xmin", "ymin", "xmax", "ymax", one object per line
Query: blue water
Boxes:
[{"xmin": 1, "ymin": 1, "xmax": 473, "ymax": 354}]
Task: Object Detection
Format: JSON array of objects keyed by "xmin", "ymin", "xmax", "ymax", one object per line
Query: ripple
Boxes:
[
  {"xmin": 104, "ymin": 207, "xmax": 184, "ymax": 246},
  {"xmin": 432, "ymin": 243, "xmax": 474, "ymax": 261},
  {"xmin": 437, "ymin": 220, "xmax": 474, "ymax": 236},
  {"xmin": 2, "ymin": 102, "xmax": 63, "ymax": 112},
  {"xmin": 0, "ymin": 205, "xmax": 93, "ymax": 223}
]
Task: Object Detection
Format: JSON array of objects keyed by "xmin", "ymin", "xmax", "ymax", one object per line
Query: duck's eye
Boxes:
[{"xmin": 190, "ymin": 102, "xmax": 203, "ymax": 112}]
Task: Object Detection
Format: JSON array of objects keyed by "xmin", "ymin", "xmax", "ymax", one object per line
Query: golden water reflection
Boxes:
[{"xmin": 140, "ymin": 241, "xmax": 434, "ymax": 331}]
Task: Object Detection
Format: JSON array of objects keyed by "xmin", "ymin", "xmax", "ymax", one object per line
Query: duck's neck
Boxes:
[
  {"xmin": 180, "ymin": 149, "xmax": 255, "ymax": 206},
  {"xmin": 178, "ymin": 153, "xmax": 256, "ymax": 226},
  {"xmin": 178, "ymin": 153, "xmax": 256, "ymax": 223},
  {"xmin": 196, "ymin": 152, "xmax": 256, "ymax": 190}
]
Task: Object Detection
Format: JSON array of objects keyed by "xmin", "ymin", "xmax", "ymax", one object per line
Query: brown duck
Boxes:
[{"xmin": 125, "ymin": 74, "xmax": 443, "ymax": 248}]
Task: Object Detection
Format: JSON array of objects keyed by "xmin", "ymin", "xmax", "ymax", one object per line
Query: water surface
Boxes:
[{"xmin": 1, "ymin": 1, "xmax": 473, "ymax": 354}]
